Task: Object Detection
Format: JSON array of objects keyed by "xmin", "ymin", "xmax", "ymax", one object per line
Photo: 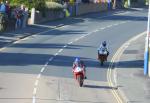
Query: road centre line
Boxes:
[
  {"xmin": 58, "ymin": 49, "xmax": 63, "ymax": 53},
  {"xmin": 37, "ymin": 74, "xmax": 41, "ymax": 79},
  {"xmin": 63, "ymin": 45, "xmax": 67, "ymax": 48},
  {"xmin": 45, "ymin": 62, "xmax": 49, "ymax": 66},
  {"xmin": 35, "ymin": 80, "xmax": 39, "ymax": 86},
  {"xmin": 106, "ymin": 25, "xmax": 112, "ymax": 28},
  {"xmin": 33, "ymin": 88, "xmax": 37, "ymax": 95},
  {"xmin": 100, "ymin": 27, "xmax": 105, "ymax": 30},
  {"xmin": 68, "ymin": 41, "xmax": 73, "ymax": 44},
  {"xmin": 54, "ymin": 52, "xmax": 59, "ymax": 56},
  {"xmin": 49, "ymin": 57, "xmax": 54, "ymax": 61},
  {"xmin": 32, "ymin": 96, "xmax": 36, "ymax": 103},
  {"xmin": 107, "ymin": 31, "xmax": 146, "ymax": 103},
  {"xmin": 113, "ymin": 23, "xmax": 119, "ymax": 26},
  {"xmin": 40, "ymin": 67, "xmax": 45, "ymax": 73}
]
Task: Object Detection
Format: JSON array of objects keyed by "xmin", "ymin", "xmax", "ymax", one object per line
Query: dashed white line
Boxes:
[
  {"xmin": 32, "ymin": 96, "xmax": 36, "ymax": 103},
  {"xmin": 113, "ymin": 23, "xmax": 119, "ymax": 26},
  {"xmin": 40, "ymin": 67, "xmax": 45, "ymax": 73},
  {"xmin": 58, "ymin": 49, "xmax": 63, "ymax": 53},
  {"xmin": 44, "ymin": 62, "xmax": 49, "ymax": 66},
  {"xmin": 37, "ymin": 74, "xmax": 41, "ymax": 79},
  {"xmin": 93, "ymin": 29, "xmax": 98, "ymax": 33},
  {"xmin": 107, "ymin": 25, "xmax": 113, "ymax": 28},
  {"xmin": 80, "ymin": 35, "xmax": 86, "ymax": 38},
  {"xmin": 100, "ymin": 27, "xmax": 105, "ymax": 30},
  {"xmin": 54, "ymin": 52, "xmax": 59, "ymax": 56},
  {"xmin": 63, "ymin": 45, "xmax": 67, "ymax": 48},
  {"xmin": 68, "ymin": 41, "xmax": 73, "ymax": 45},
  {"xmin": 33, "ymin": 88, "xmax": 37, "ymax": 95},
  {"xmin": 35, "ymin": 80, "xmax": 39, "ymax": 86},
  {"xmin": 75, "ymin": 38, "xmax": 80, "ymax": 41},
  {"xmin": 49, "ymin": 57, "xmax": 54, "ymax": 61}
]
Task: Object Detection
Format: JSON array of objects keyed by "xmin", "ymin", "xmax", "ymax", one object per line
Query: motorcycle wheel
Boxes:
[
  {"xmin": 77, "ymin": 75, "xmax": 83, "ymax": 87},
  {"xmin": 100, "ymin": 60, "xmax": 104, "ymax": 66}
]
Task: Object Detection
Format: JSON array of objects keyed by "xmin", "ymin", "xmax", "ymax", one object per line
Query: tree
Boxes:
[{"xmin": 9, "ymin": 0, "xmax": 46, "ymax": 10}]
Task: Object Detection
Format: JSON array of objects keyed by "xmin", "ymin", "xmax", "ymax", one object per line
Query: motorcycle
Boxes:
[
  {"xmin": 73, "ymin": 66, "xmax": 84, "ymax": 87},
  {"xmin": 98, "ymin": 50, "xmax": 108, "ymax": 66}
]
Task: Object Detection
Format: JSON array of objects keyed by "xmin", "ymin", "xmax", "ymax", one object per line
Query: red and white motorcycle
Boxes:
[{"xmin": 73, "ymin": 66, "xmax": 85, "ymax": 87}]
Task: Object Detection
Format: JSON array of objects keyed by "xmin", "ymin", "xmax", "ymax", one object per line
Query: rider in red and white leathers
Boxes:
[{"xmin": 72, "ymin": 58, "xmax": 87, "ymax": 79}]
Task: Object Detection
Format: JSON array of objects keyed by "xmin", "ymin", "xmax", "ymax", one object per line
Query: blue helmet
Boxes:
[
  {"xmin": 102, "ymin": 41, "xmax": 107, "ymax": 47},
  {"xmin": 75, "ymin": 57, "xmax": 80, "ymax": 62}
]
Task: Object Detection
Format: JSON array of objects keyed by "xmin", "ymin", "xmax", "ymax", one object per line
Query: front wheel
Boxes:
[{"xmin": 77, "ymin": 75, "xmax": 83, "ymax": 87}]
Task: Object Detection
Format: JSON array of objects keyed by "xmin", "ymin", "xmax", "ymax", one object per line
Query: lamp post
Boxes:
[
  {"xmin": 144, "ymin": 0, "xmax": 150, "ymax": 76},
  {"xmin": 148, "ymin": 0, "xmax": 150, "ymax": 77}
]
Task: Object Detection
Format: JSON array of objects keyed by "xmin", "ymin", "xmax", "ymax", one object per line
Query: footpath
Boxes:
[
  {"xmin": 0, "ymin": 17, "xmax": 78, "ymax": 48},
  {"xmin": 117, "ymin": 34, "xmax": 150, "ymax": 103}
]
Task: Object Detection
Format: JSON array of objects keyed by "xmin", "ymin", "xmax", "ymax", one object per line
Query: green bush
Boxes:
[
  {"xmin": 46, "ymin": 2, "xmax": 64, "ymax": 11},
  {"xmin": 46, "ymin": 0, "xmax": 61, "ymax": 3},
  {"xmin": 9, "ymin": 0, "xmax": 46, "ymax": 10},
  {"xmin": 9, "ymin": 0, "xmax": 46, "ymax": 17}
]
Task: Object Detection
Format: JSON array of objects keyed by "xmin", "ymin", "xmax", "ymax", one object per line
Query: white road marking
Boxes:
[
  {"xmin": 100, "ymin": 27, "xmax": 105, "ymax": 30},
  {"xmin": 37, "ymin": 74, "xmax": 41, "ymax": 79},
  {"xmin": 113, "ymin": 23, "xmax": 119, "ymax": 26},
  {"xmin": 58, "ymin": 49, "xmax": 63, "ymax": 53},
  {"xmin": 32, "ymin": 96, "xmax": 36, "ymax": 103},
  {"xmin": 49, "ymin": 57, "xmax": 54, "ymax": 61},
  {"xmin": 75, "ymin": 38, "xmax": 80, "ymax": 41},
  {"xmin": 54, "ymin": 52, "xmax": 59, "ymax": 56},
  {"xmin": 33, "ymin": 88, "xmax": 37, "ymax": 95},
  {"xmin": 93, "ymin": 29, "xmax": 99, "ymax": 32},
  {"xmin": 107, "ymin": 25, "xmax": 113, "ymax": 28},
  {"xmin": 35, "ymin": 80, "xmax": 39, "ymax": 86},
  {"xmin": 40, "ymin": 67, "xmax": 45, "ymax": 73},
  {"xmin": 63, "ymin": 45, "xmax": 67, "ymax": 48},
  {"xmin": 44, "ymin": 62, "xmax": 49, "ymax": 66},
  {"xmin": 68, "ymin": 41, "xmax": 73, "ymax": 45}
]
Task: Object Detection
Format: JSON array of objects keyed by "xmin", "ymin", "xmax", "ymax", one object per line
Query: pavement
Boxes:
[
  {"xmin": 0, "ymin": 13, "xmax": 150, "ymax": 103},
  {"xmin": 116, "ymin": 34, "xmax": 150, "ymax": 103},
  {"xmin": 0, "ymin": 17, "xmax": 82, "ymax": 48}
]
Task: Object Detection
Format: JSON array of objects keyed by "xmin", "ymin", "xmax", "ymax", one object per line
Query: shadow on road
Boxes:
[
  {"xmin": 84, "ymin": 84, "xmax": 114, "ymax": 90},
  {"xmin": 116, "ymin": 60, "xmax": 143, "ymax": 68}
]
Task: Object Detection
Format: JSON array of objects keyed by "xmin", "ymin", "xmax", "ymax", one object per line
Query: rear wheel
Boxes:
[{"xmin": 100, "ymin": 60, "xmax": 104, "ymax": 66}]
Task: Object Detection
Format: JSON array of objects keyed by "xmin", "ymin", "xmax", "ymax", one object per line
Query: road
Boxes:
[{"xmin": 0, "ymin": 8, "xmax": 147, "ymax": 103}]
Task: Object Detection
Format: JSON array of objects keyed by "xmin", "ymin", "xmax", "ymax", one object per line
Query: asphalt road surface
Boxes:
[{"xmin": 0, "ymin": 8, "xmax": 147, "ymax": 103}]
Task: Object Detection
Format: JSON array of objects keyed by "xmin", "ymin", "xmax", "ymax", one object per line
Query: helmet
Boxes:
[
  {"xmin": 102, "ymin": 41, "xmax": 106, "ymax": 47},
  {"xmin": 75, "ymin": 57, "xmax": 80, "ymax": 62}
]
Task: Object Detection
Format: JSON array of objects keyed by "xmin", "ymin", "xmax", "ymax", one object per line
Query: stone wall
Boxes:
[
  {"xmin": 29, "ymin": 3, "xmax": 108, "ymax": 24},
  {"xmin": 28, "ymin": 9, "xmax": 65, "ymax": 24},
  {"xmin": 76, "ymin": 3, "xmax": 108, "ymax": 16}
]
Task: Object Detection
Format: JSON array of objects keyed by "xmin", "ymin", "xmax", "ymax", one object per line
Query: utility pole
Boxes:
[
  {"xmin": 148, "ymin": 0, "xmax": 150, "ymax": 77},
  {"xmin": 144, "ymin": 0, "xmax": 150, "ymax": 76}
]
